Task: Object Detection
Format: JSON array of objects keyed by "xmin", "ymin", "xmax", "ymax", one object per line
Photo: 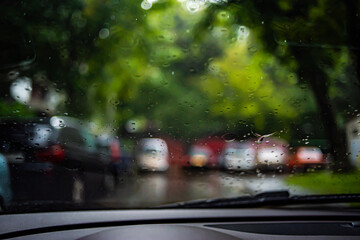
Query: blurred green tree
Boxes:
[
  {"xmin": 199, "ymin": 0, "xmax": 360, "ymax": 171},
  {"xmin": 1, "ymin": 0, "xmax": 359, "ymax": 173}
]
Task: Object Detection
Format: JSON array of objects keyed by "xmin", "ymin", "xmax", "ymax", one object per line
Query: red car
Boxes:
[
  {"xmin": 182, "ymin": 137, "xmax": 225, "ymax": 168},
  {"xmin": 288, "ymin": 146, "xmax": 326, "ymax": 172}
]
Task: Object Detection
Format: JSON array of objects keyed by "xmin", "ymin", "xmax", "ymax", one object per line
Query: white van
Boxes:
[
  {"xmin": 220, "ymin": 141, "xmax": 257, "ymax": 171},
  {"xmin": 346, "ymin": 117, "xmax": 360, "ymax": 169},
  {"xmin": 136, "ymin": 138, "xmax": 169, "ymax": 171}
]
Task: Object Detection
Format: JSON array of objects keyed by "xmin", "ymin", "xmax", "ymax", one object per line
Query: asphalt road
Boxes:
[{"xmin": 99, "ymin": 167, "xmax": 309, "ymax": 208}]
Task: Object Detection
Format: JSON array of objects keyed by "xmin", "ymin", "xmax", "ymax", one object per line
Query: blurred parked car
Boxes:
[
  {"xmin": 219, "ymin": 141, "xmax": 257, "ymax": 171},
  {"xmin": 160, "ymin": 137, "xmax": 185, "ymax": 166},
  {"xmin": 255, "ymin": 138, "xmax": 289, "ymax": 171},
  {"xmin": 136, "ymin": 138, "xmax": 169, "ymax": 172},
  {"xmin": 288, "ymin": 146, "xmax": 326, "ymax": 172},
  {"xmin": 0, "ymin": 116, "xmax": 113, "ymax": 203},
  {"xmin": 182, "ymin": 137, "xmax": 225, "ymax": 168},
  {"xmin": 186, "ymin": 145, "xmax": 213, "ymax": 168},
  {"xmin": 0, "ymin": 154, "xmax": 12, "ymax": 210},
  {"xmin": 96, "ymin": 135, "xmax": 134, "ymax": 183},
  {"xmin": 346, "ymin": 117, "xmax": 360, "ymax": 169}
]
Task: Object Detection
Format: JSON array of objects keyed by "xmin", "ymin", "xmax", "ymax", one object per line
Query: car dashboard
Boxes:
[{"xmin": 1, "ymin": 208, "xmax": 360, "ymax": 239}]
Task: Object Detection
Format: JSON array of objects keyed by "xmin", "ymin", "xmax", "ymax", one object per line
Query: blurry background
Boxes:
[{"xmin": 1, "ymin": 0, "xmax": 360, "ymax": 209}]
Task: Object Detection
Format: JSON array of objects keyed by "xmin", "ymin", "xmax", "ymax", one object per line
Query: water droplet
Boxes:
[
  {"xmin": 186, "ymin": 0, "xmax": 200, "ymax": 13},
  {"xmin": 248, "ymin": 45, "xmax": 257, "ymax": 53},
  {"xmin": 99, "ymin": 28, "xmax": 110, "ymax": 39},
  {"xmin": 141, "ymin": 0, "xmax": 152, "ymax": 10}
]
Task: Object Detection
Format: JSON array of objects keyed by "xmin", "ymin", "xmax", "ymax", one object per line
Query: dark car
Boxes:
[
  {"xmin": 0, "ymin": 153, "xmax": 12, "ymax": 210},
  {"xmin": 96, "ymin": 135, "xmax": 134, "ymax": 184},
  {"xmin": 0, "ymin": 116, "xmax": 112, "ymax": 204}
]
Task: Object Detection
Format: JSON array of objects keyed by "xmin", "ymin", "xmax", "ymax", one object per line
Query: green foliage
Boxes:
[
  {"xmin": 0, "ymin": 101, "xmax": 34, "ymax": 117},
  {"xmin": 287, "ymin": 171, "xmax": 360, "ymax": 194},
  {"xmin": 1, "ymin": 0, "xmax": 359, "ymax": 148}
]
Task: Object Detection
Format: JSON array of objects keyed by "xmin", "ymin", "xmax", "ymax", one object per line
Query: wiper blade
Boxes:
[{"xmin": 155, "ymin": 191, "xmax": 360, "ymax": 209}]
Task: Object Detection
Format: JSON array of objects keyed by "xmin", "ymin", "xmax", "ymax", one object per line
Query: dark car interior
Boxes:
[{"xmin": 1, "ymin": 208, "xmax": 360, "ymax": 239}]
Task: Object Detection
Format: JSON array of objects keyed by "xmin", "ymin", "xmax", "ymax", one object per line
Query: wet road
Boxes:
[{"xmin": 99, "ymin": 167, "xmax": 309, "ymax": 208}]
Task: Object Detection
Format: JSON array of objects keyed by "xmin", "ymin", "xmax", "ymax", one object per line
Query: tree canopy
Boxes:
[{"xmin": 1, "ymin": 0, "xmax": 360, "ymax": 170}]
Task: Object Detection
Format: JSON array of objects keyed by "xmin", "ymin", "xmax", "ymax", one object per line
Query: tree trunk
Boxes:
[
  {"xmin": 308, "ymin": 72, "xmax": 352, "ymax": 172},
  {"xmin": 345, "ymin": 2, "xmax": 360, "ymax": 87},
  {"xmin": 294, "ymin": 49, "xmax": 352, "ymax": 172}
]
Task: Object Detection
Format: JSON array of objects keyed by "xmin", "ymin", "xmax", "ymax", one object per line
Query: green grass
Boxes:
[{"xmin": 286, "ymin": 171, "xmax": 360, "ymax": 194}]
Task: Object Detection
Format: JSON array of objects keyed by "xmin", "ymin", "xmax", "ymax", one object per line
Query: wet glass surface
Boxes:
[{"xmin": 0, "ymin": 0, "xmax": 360, "ymax": 212}]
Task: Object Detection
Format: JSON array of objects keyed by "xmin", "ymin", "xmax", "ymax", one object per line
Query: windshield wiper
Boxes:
[{"xmin": 155, "ymin": 191, "xmax": 360, "ymax": 209}]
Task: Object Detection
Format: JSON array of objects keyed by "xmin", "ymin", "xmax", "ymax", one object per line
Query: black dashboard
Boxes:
[{"xmin": 1, "ymin": 208, "xmax": 360, "ymax": 239}]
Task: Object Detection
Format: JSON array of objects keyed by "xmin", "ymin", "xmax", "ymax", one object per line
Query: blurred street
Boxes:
[{"xmin": 98, "ymin": 167, "xmax": 309, "ymax": 208}]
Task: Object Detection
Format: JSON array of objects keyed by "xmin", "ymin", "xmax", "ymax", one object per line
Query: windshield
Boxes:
[{"xmin": 1, "ymin": 0, "xmax": 360, "ymax": 212}]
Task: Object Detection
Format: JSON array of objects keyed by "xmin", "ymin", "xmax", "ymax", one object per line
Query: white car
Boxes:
[
  {"xmin": 136, "ymin": 138, "xmax": 169, "ymax": 171},
  {"xmin": 221, "ymin": 142, "xmax": 256, "ymax": 171},
  {"xmin": 256, "ymin": 139, "xmax": 288, "ymax": 170}
]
